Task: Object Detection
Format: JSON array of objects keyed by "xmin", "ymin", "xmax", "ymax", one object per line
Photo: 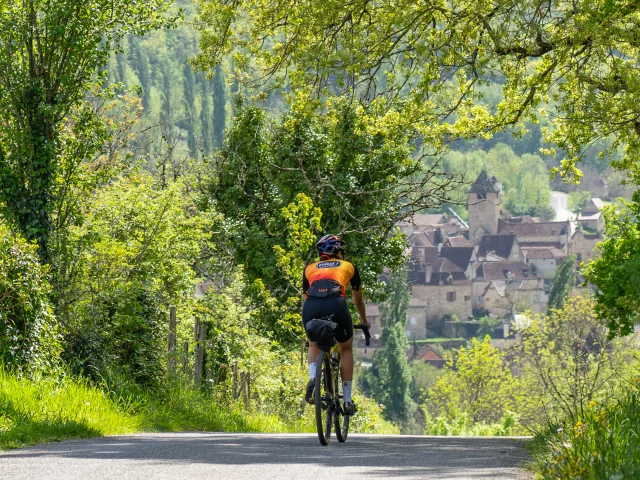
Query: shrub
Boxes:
[
  {"xmin": 0, "ymin": 225, "xmax": 60, "ymax": 374},
  {"xmin": 426, "ymin": 336, "xmax": 524, "ymax": 425},
  {"xmin": 531, "ymin": 382, "xmax": 640, "ymax": 479}
]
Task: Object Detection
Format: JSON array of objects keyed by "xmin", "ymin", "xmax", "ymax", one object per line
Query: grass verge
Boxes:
[{"xmin": 0, "ymin": 369, "xmax": 397, "ymax": 450}]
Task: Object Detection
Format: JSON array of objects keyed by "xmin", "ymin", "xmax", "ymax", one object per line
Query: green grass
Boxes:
[
  {"xmin": 529, "ymin": 384, "xmax": 640, "ymax": 479},
  {"xmin": 0, "ymin": 368, "xmax": 396, "ymax": 450},
  {"xmin": 0, "ymin": 369, "xmax": 141, "ymax": 449}
]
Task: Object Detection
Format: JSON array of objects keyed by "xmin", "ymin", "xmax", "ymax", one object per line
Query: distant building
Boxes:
[
  {"xmin": 577, "ymin": 198, "xmax": 605, "ymax": 234},
  {"xmin": 570, "ymin": 227, "xmax": 603, "ymax": 264},
  {"xmin": 497, "ymin": 218, "xmax": 571, "ymax": 249},
  {"xmin": 523, "ymin": 247, "xmax": 566, "ymax": 278},
  {"xmin": 473, "ymin": 261, "xmax": 547, "ymax": 317},
  {"xmin": 477, "ymin": 234, "xmax": 523, "ymax": 262},
  {"xmin": 468, "ymin": 171, "xmax": 502, "ymax": 243},
  {"xmin": 398, "ymin": 213, "xmax": 447, "ymax": 235}
]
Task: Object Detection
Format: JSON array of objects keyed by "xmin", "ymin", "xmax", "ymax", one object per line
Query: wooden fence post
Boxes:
[
  {"xmin": 232, "ymin": 361, "xmax": 238, "ymax": 400},
  {"xmin": 168, "ymin": 306, "xmax": 177, "ymax": 376},
  {"xmin": 182, "ymin": 341, "xmax": 189, "ymax": 375},
  {"xmin": 240, "ymin": 371, "xmax": 249, "ymax": 409},
  {"xmin": 194, "ymin": 321, "xmax": 206, "ymax": 387}
]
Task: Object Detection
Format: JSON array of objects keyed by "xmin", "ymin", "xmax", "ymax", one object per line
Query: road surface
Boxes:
[
  {"xmin": 550, "ymin": 191, "xmax": 573, "ymax": 222},
  {"xmin": 0, "ymin": 433, "xmax": 533, "ymax": 480}
]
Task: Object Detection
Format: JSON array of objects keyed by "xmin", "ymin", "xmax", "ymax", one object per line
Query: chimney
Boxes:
[{"xmin": 425, "ymin": 263, "xmax": 432, "ymax": 284}]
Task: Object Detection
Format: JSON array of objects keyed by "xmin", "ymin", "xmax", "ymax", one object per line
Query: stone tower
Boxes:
[{"xmin": 468, "ymin": 171, "xmax": 501, "ymax": 244}]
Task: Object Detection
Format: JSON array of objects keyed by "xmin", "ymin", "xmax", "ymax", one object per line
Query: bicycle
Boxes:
[{"xmin": 312, "ymin": 323, "xmax": 370, "ymax": 446}]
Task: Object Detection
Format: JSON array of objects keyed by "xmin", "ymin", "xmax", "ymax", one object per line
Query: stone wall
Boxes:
[
  {"xmin": 473, "ymin": 280, "xmax": 547, "ymax": 317},
  {"xmin": 410, "ymin": 284, "xmax": 473, "ymax": 339},
  {"xmin": 468, "ymin": 191, "xmax": 500, "ymax": 243},
  {"xmin": 571, "ymin": 231, "xmax": 603, "ymax": 264}
]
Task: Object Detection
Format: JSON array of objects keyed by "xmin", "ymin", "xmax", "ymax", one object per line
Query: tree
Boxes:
[
  {"xmin": 202, "ymin": 96, "xmax": 461, "ymax": 340},
  {"xmin": 212, "ymin": 64, "xmax": 227, "ymax": 147},
  {"xmin": 61, "ymin": 171, "xmax": 210, "ymax": 385},
  {"xmin": 518, "ymin": 297, "xmax": 633, "ymax": 424},
  {"xmin": 548, "ymin": 255, "xmax": 577, "ymax": 313},
  {"xmin": 361, "ymin": 268, "xmax": 414, "ymax": 424},
  {"xmin": 444, "ymin": 143, "xmax": 552, "ymax": 215},
  {"xmin": 194, "ymin": 0, "xmax": 640, "ymax": 183},
  {"xmin": 568, "ymin": 191, "xmax": 592, "ymax": 214},
  {"xmin": 583, "ymin": 199, "xmax": 640, "ymax": 336},
  {"xmin": 427, "ymin": 336, "xmax": 521, "ymax": 425},
  {"xmin": 0, "ymin": 0, "xmax": 175, "ymax": 261}
]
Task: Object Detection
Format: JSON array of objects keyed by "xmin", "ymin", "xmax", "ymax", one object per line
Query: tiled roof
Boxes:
[
  {"xmin": 409, "ymin": 246, "xmax": 475, "ymax": 272},
  {"xmin": 501, "ymin": 215, "xmax": 540, "ymax": 224},
  {"xmin": 398, "ymin": 213, "xmax": 447, "ymax": 226},
  {"xmin": 477, "ymin": 235, "xmax": 517, "ymax": 259},
  {"xmin": 578, "ymin": 212, "xmax": 602, "ymax": 221},
  {"xmin": 518, "ymin": 241, "xmax": 565, "ymax": 249},
  {"xmin": 498, "ymin": 219, "xmax": 569, "ymax": 237},
  {"xmin": 446, "ymin": 235, "xmax": 472, "ymax": 247},
  {"xmin": 408, "ymin": 231, "xmax": 436, "ymax": 247},
  {"xmin": 439, "ymin": 247, "xmax": 475, "ymax": 272},
  {"xmin": 523, "ymin": 247, "xmax": 565, "ymax": 260},
  {"xmin": 469, "ymin": 171, "xmax": 500, "ymax": 194},
  {"xmin": 475, "ymin": 261, "xmax": 538, "ymax": 281}
]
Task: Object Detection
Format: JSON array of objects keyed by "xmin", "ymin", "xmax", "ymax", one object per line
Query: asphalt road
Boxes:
[
  {"xmin": 0, "ymin": 433, "xmax": 533, "ymax": 480},
  {"xmin": 550, "ymin": 191, "xmax": 573, "ymax": 222}
]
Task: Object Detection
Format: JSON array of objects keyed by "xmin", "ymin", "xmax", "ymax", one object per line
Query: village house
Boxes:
[
  {"xmin": 497, "ymin": 218, "xmax": 571, "ymax": 249},
  {"xmin": 476, "ymin": 234, "xmax": 523, "ymax": 262},
  {"xmin": 577, "ymin": 198, "xmax": 605, "ymax": 233},
  {"xmin": 408, "ymin": 247, "xmax": 473, "ymax": 338},
  {"xmin": 570, "ymin": 227, "xmax": 603, "ymax": 264},
  {"xmin": 397, "ymin": 213, "xmax": 447, "ymax": 235},
  {"xmin": 473, "ymin": 261, "xmax": 548, "ymax": 318},
  {"xmin": 523, "ymin": 247, "xmax": 566, "ymax": 279},
  {"xmin": 358, "ymin": 170, "xmax": 603, "ymax": 353}
]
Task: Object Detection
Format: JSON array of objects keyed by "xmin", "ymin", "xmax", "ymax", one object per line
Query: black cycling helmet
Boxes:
[{"xmin": 316, "ymin": 234, "xmax": 345, "ymax": 258}]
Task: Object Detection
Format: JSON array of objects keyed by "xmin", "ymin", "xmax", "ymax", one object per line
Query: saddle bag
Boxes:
[{"xmin": 305, "ymin": 318, "xmax": 338, "ymax": 352}]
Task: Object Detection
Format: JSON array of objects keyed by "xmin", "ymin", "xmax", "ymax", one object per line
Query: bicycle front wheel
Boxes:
[{"xmin": 314, "ymin": 351, "xmax": 334, "ymax": 446}]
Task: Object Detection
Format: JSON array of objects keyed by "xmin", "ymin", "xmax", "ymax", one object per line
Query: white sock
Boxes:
[
  {"xmin": 343, "ymin": 381, "xmax": 353, "ymax": 404},
  {"xmin": 308, "ymin": 362, "xmax": 316, "ymax": 380}
]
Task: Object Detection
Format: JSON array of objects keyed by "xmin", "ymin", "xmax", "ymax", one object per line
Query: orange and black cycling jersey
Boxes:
[{"xmin": 302, "ymin": 259, "xmax": 362, "ymax": 298}]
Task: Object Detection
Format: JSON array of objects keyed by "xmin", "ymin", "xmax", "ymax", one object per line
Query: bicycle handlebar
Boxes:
[{"xmin": 354, "ymin": 324, "xmax": 371, "ymax": 347}]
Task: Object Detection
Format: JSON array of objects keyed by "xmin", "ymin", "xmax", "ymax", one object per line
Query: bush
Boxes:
[
  {"xmin": 424, "ymin": 410, "xmax": 522, "ymax": 436},
  {"xmin": 0, "ymin": 225, "xmax": 60, "ymax": 374},
  {"xmin": 426, "ymin": 336, "xmax": 524, "ymax": 425}
]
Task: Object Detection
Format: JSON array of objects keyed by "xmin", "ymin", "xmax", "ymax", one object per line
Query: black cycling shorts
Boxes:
[{"xmin": 302, "ymin": 296, "xmax": 353, "ymax": 344}]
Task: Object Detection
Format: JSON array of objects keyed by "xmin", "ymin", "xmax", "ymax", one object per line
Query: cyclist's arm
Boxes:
[
  {"xmin": 352, "ymin": 288, "xmax": 369, "ymax": 328},
  {"xmin": 350, "ymin": 265, "xmax": 369, "ymax": 327}
]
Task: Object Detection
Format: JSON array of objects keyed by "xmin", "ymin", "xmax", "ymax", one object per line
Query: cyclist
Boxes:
[{"xmin": 302, "ymin": 234, "xmax": 369, "ymax": 415}]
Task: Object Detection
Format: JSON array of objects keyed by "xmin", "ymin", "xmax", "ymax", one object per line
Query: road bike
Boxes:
[{"xmin": 313, "ymin": 324, "xmax": 370, "ymax": 446}]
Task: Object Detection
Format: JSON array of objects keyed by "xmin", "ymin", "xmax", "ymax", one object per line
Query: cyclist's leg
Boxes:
[
  {"xmin": 337, "ymin": 338, "xmax": 353, "ymax": 381},
  {"xmin": 308, "ymin": 341, "xmax": 321, "ymax": 374}
]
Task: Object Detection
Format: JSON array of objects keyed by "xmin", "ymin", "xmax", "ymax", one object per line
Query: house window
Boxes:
[
  {"xmin": 474, "ymin": 295, "xmax": 483, "ymax": 304},
  {"xmin": 447, "ymin": 292, "xmax": 456, "ymax": 302},
  {"xmin": 409, "ymin": 317, "xmax": 417, "ymax": 326},
  {"xmin": 577, "ymin": 253, "xmax": 582, "ymax": 262},
  {"xmin": 534, "ymin": 294, "xmax": 541, "ymax": 304},
  {"xmin": 478, "ymin": 193, "xmax": 486, "ymax": 200},
  {"xmin": 464, "ymin": 295, "xmax": 471, "ymax": 301}
]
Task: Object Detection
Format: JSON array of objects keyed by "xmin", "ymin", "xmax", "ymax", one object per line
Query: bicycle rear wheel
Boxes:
[
  {"xmin": 314, "ymin": 351, "xmax": 334, "ymax": 446},
  {"xmin": 334, "ymin": 361, "xmax": 350, "ymax": 443}
]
